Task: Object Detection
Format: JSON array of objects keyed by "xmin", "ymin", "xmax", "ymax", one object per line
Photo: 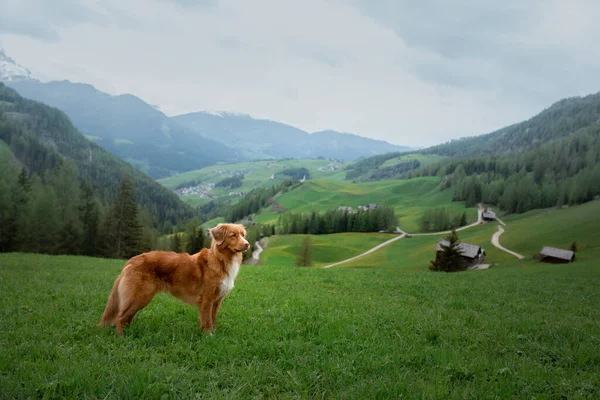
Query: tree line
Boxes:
[
  {"xmin": 0, "ymin": 84, "xmax": 196, "ymax": 233},
  {"xmin": 410, "ymin": 124, "xmax": 600, "ymax": 214},
  {"xmin": 216, "ymin": 174, "xmax": 244, "ymax": 189},
  {"xmin": 276, "ymin": 206, "xmax": 397, "ymax": 235},
  {"xmin": 223, "ymin": 180, "xmax": 298, "ymax": 222},
  {"xmin": 420, "ymin": 208, "xmax": 468, "ymax": 233}
]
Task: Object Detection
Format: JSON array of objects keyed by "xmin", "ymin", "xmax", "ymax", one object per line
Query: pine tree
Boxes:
[
  {"xmin": 185, "ymin": 217, "xmax": 204, "ymax": 254},
  {"xmin": 171, "ymin": 232, "xmax": 182, "ymax": 253},
  {"xmin": 295, "ymin": 236, "xmax": 313, "ymax": 267},
  {"xmin": 102, "ymin": 177, "xmax": 142, "ymax": 259},
  {"xmin": 0, "ymin": 165, "xmax": 16, "ymax": 252},
  {"xmin": 430, "ymin": 230, "xmax": 465, "ymax": 272},
  {"xmin": 460, "ymin": 212, "xmax": 467, "ymax": 227}
]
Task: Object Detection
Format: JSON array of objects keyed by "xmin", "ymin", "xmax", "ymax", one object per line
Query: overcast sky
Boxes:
[{"xmin": 2, "ymin": 0, "xmax": 600, "ymax": 147}]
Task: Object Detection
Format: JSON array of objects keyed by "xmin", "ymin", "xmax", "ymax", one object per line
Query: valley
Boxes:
[{"xmin": 2, "ymin": 35, "xmax": 600, "ymax": 398}]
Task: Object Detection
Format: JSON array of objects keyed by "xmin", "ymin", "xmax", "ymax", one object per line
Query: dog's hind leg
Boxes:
[{"xmin": 115, "ymin": 279, "xmax": 157, "ymax": 336}]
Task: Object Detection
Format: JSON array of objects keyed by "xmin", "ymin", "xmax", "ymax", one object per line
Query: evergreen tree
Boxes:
[
  {"xmin": 460, "ymin": 212, "xmax": 467, "ymax": 227},
  {"xmin": 0, "ymin": 164, "xmax": 17, "ymax": 252},
  {"xmin": 185, "ymin": 217, "xmax": 205, "ymax": 254},
  {"xmin": 79, "ymin": 182, "xmax": 101, "ymax": 256},
  {"xmin": 51, "ymin": 161, "xmax": 83, "ymax": 254},
  {"xmin": 295, "ymin": 236, "xmax": 313, "ymax": 267},
  {"xmin": 28, "ymin": 180, "xmax": 60, "ymax": 254},
  {"xmin": 102, "ymin": 177, "xmax": 142, "ymax": 259},
  {"xmin": 429, "ymin": 230, "xmax": 465, "ymax": 272},
  {"xmin": 171, "ymin": 232, "xmax": 182, "ymax": 253}
]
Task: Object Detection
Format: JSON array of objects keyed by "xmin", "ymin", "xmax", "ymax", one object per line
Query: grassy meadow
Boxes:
[
  {"xmin": 259, "ymin": 232, "xmax": 395, "ymax": 267},
  {"xmin": 158, "ymin": 159, "xmax": 347, "ymax": 192},
  {"xmin": 254, "ymin": 177, "xmax": 478, "ymax": 233},
  {"xmin": 379, "ymin": 153, "xmax": 446, "ymax": 169},
  {"xmin": 1, "ymin": 248, "xmax": 599, "ymax": 398},
  {"xmin": 2, "ymin": 197, "xmax": 600, "ymax": 398}
]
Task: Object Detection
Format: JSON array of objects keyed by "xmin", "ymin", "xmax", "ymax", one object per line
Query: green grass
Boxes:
[
  {"xmin": 329, "ymin": 200, "xmax": 600, "ymax": 271},
  {"xmin": 380, "ymin": 153, "xmax": 446, "ymax": 168},
  {"xmin": 500, "ymin": 201, "xmax": 600, "ymax": 259},
  {"xmin": 1, "ymin": 250, "xmax": 599, "ymax": 398},
  {"xmin": 201, "ymin": 216, "xmax": 225, "ymax": 229},
  {"xmin": 340, "ymin": 223, "xmax": 513, "ymax": 270},
  {"xmin": 157, "ymin": 159, "xmax": 348, "ymax": 204},
  {"xmin": 260, "ymin": 232, "xmax": 395, "ymax": 267},
  {"xmin": 254, "ymin": 177, "xmax": 477, "ymax": 233}
]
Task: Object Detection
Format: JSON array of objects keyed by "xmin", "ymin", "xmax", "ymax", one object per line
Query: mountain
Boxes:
[
  {"xmin": 173, "ymin": 111, "xmax": 410, "ymax": 161},
  {"xmin": 0, "ymin": 82, "xmax": 195, "ymax": 228},
  {"xmin": 0, "ymin": 48, "xmax": 34, "ymax": 82},
  {"xmin": 422, "ymin": 92, "xmax": 600, "ymax": 157},
  {"xmin": 4, "ymin": 79, "xmax": 241, "ymax": 179}
]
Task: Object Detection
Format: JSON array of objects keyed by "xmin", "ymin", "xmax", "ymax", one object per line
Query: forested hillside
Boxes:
[
  {"xmin": 0, "ymin": 83, "xmax": 197, "ymax": 257},
  {"xmin": 423, "ymin": 92, "xmax": 600, "ymax": 157},
  {"xmin": 7, "ymin": 80, "xmax": 240, "ymax": 178},
  {"xmin": 411, "ymin": 124, "xmax": 600, "ymax": 214}
]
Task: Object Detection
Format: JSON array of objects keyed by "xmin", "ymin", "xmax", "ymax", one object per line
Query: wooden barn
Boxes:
[
  {"xmin": 482, "ymin": 209, "xmax": 497, "ymax": 222},
  {"xmin": 539, "ymin": 246, "xmax": 575, "ymax": 264},
  {"xmin": 435, "ymin": 239, "xmax": 486, "ymax": 269}
]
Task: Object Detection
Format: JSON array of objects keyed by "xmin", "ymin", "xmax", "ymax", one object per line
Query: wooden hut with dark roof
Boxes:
[
  {"xmin": 482, "ymin": 210, "xmax": 497, "ymax": 222},
  {"xmin": 539, "ymin": 246, "xmax": 575, "ymax": 264},
  {"xmin": 435, "ymin": 239, "xmax": 486, "ymax": 269}
]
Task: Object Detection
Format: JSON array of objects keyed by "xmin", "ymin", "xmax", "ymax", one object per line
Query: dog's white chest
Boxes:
[{"xmin": 219, "ymin": 260, "xmax": 240, "ymax": 298}]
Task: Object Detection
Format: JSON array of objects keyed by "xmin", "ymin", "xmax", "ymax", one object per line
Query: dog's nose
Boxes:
[{"xmin": 244, "ymin": 241, "xmax": 250, "ymax": 249}]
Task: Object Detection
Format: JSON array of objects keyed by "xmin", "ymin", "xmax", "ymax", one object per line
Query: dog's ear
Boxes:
[{"xmin": 210, "ymin": 224, "xmax": 227, "ymax": 246}]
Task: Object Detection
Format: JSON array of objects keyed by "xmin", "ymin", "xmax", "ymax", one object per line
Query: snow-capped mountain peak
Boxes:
[{"xmin": 0, "ymin": 49, "xmax": 35, "ymax": 82}]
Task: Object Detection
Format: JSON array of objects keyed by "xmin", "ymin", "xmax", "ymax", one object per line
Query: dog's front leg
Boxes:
[
  {"xmin": 211, "ymin": 297, "xmax": 224, "ymax": 329},
  {"xmin": 198, "ymin": 296, "xmax": 214, "ymax": 334}
]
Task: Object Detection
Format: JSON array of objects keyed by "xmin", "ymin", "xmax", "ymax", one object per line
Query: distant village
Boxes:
[
  {"xmin": 174, "ymin": 183, "xmax": 216, "ymax": 198},
  {"xmin": 338, "ymin": 204, "xmax": 379, "ymax": 213},
  {"xmin": 173, "ymin": 161, "xmax": 341, "ymax": 199}
]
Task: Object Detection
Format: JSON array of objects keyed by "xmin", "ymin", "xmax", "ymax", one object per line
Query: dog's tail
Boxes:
[{"xmin": 98, "ymin": 274, "xmax": 123, "ymax": 327}]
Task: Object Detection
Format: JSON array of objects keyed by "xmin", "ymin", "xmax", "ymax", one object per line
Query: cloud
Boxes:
[
  {"xmin": 0, "ymin": 0, "xmax": 108, "ymax": 41},
  {"xmin": 1, "ymin": 0, "xmax": 600, "ymax": 147}
]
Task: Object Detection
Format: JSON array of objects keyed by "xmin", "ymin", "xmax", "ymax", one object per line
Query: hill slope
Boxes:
[
  {"xmin": 0, "ymin": 82, "xmax": 194, "ymax": 226},
  {"xmin": 173, "ymin": 111, "xmax": 411, "ymax": 161},
  {"xmin": 5, "ymin": 80, "xmax": 240, "ymax": 178},
  {"xmin": 252, "ymin": 177, "xmax": 478, "ymax": 233},
  {"xmin": 423, "ymin": 91, "xmax": 600, "ymax": 157}
]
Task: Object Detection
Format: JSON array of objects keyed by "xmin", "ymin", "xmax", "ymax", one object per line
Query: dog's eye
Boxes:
[{"xmin": 231, "ymin": 234, "xmax": 236, "ymax": 237}]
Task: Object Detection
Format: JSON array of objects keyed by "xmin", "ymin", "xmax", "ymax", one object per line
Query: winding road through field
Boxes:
[
  {"xmin": 321, "ymin": 234, "xmax": 407, "ymax": 269},
  {"xmin": 321, "ymin": 206, "xmax": 484, "ymax": 268},
  {"xmin": 491, "ymin": 225, "xmax": 524, "ymax": 259}
]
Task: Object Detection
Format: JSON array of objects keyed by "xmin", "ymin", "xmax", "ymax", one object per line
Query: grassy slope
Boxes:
[
  {"xmin": 341, "ymin": 200, "xmax": 600, "ymax": 270},
  {"xmin": 500, "ymin": 201, "xmax": 600, "ymax": 258},
  {"xmin": 259, "ymin": 232, "xmax": 395, "ymax": 267},
  {"xmin": 379, "ymin": 153, "xmax": 446, "ymax": 168},
  {"xmin": 158, "ymin": 159, "xmax": 347, "ymax": 191},
  {"xmin": 254, "ymin": 177, "xmax": 477, "ymax": 233},
  {"xmin": 1, "ymin": 251, "xmax": 599, "ymax": 398}
]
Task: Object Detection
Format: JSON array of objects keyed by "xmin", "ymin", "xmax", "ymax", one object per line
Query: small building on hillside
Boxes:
[
  {"xmin": 482, "ymin": 209, "xmax": 497, "ymax": 221},
  {"xmin": 338, "ymin": 206, "xmax": 353, "ymax": 213},
  {"xmin": 538, "ymin": 246, "xmax": 575, "ymax": 264},
  {"xmin": 435, "ymin": 239, "xmax": 486, "ymax": 269}
]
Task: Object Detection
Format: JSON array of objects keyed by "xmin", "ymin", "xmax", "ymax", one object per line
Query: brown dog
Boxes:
[{"xmin": 98, "ymin": 223, "xmax": 249, "ymax": 336}]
